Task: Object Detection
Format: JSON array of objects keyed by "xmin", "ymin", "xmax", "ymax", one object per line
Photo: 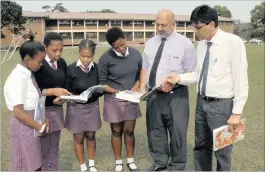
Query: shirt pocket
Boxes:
[
  {"xmin": 209, "ymin": 56, "xmax": 230, "ymax": 77},
  {"xmin": 167, "ymin": 51, "xmax": 183, "ymax": 72}
]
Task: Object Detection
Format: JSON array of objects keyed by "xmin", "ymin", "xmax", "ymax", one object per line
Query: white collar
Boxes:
[
  {"xmin": 76, "ymin": 59, "xmax": 94, "ymax": 72},
  {"xmin": 113, "ymin": 47, "xmax": 129, "ymax": 57},
  {"xmin": 16, "ymin": 64, "xmax": 32, "ymax": 77},
  {"xmin": 45, "ymin": 55, "xmax": 58, "ymax": 64}
]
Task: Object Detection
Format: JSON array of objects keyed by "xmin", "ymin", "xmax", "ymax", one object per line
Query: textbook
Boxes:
[
  {"xmin": 60, "ymin": 85, "xmax": 105, "ymax": 103},
  {"xmin": 213, "ymin": 118, "xmax": 246, "ymax": 151},
  {"xmin": 34, "ymin": 96, "xmax": 46, "ymax": 137},
  {"xmin": 115, "ymin": 86, "xmax": 159, "ymax": 103}
]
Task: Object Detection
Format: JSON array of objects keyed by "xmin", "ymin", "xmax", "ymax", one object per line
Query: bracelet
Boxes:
[
  {"xmin": 39, "ymin": 123, "xmax": 46, "ymax": 133},
  {"xmin": 42, "ymin": 89, "xmax": 47, "ymax": 96}
]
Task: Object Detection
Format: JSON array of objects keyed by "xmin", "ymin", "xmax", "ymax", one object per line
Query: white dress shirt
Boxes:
[
  {"xmin": 45, "ymin": 55, "xmax": 58, "ymax": 69},
  {"xmin": 4, "ymin": 64, "xmax": 40, "ymax": 111},
  {"xmin": 179, "ymin": 28, "xmax": 248, "ymax": 114},
  {"xmin": 113, "ymin": 47, "xmax": 129, "ymax": 57},
  {"xmin": 76, "ymin": 59, "xmax": 94, "ymax": 72}
]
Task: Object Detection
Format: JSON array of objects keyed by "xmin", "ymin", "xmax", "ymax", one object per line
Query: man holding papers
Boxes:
[
  {"xmin": 165, "ymin": 5, "xmax": 249, "ymax": 171},
  {"xmin": 139, "ymin": 9, "xmax": 196, "ymax": 171}
]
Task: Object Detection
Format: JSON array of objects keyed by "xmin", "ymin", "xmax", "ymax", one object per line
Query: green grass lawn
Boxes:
[{"xmin": 1, "ymin": 44, "xmax": 264, "ymax": 171}]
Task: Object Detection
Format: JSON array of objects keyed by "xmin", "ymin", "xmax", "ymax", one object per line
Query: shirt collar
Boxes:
[
  {"xmin": 76, "ymin": 59, "xmax": 94, "ymax": 72},
  {"xmin": 206, "ymin": 27, "xmax": 222, "ymax": 45},
  {"xmin": 16, "ymin": 64, "xmax": 32, "ymax": 77},
  {"xmin": 113, "ymin": 47, "xmax": 129, "ymax": 57},
  {"xmin": 45, "ymin": 55, "xmax": 52, "ymax": 63}
]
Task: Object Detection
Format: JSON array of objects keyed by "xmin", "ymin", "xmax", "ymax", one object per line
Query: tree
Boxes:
[
  {"xmin": 1, "ymin": 1, "xmax": 27, "ymax": 38},
  {"xmin": 86, "ymin": 9, "xmax": 116, "ymax": 13},
  {"xmin": 250, "ymin": 1, "xmax": 265, "ymax": 28},
  {"xmin": 42, "ymin": 3, "xmax": 68, "ymax": 12},
  {"xmin": 42, "ymin": 5, "xmax": 51, "ymax": 12},
  {"xmin": 213, "ymin": 5, "xmax": 232, "ymax": 18}
]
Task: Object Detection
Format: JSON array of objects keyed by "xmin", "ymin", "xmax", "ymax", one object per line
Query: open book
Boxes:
[
  {"xmin": 213, "ymin": 118, "xmax": 245, "ymax": 151},
  {"xmin": 115, "ymin": 86, "xmax": 159, "ymax": 103},
  {"xmin": 60, "ymin": 85, "xmax": 104, "ymax": 103},
  {"xmin": 34, "ymin": 96, "xmax": 46, "ymax": 137}
]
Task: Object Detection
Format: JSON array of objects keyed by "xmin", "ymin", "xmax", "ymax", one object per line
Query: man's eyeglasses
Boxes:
[{"xmin": 192, "ymin": 22, "xmax": 210, "ymax": 30}]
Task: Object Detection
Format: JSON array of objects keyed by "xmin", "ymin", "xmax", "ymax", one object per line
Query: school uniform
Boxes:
[
  {"xmin": 34, "ymin": 55, "xmax": 67, "ymax": 171},
  {"xmin": 98, "ymin": 47, "xmax": 142, "ymax": 123},
  {"xmin": 4, "ymin": 64, "xmax": 42, "ymax": 171},
  {"xmin": 64, "ymin": 60, "xmax": 102, "ymax": 133}
]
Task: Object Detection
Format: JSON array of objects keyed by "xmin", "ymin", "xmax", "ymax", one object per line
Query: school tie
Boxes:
[
  {"xmin": 148, "ymin": 38, "xmax": 167, "ymax": 88},
  {"xmin": 31, "ymin": 75, "xmax": 42, "ymax": 97},
  {"xmin": 198, "ymin": 42, "xmax": 212, "ymax": 97},
  {"xmin": 50, "ymin": 61, "xmax": 57, "ymax": 70},
  {"xmin": 80, "ymin": 65, "xmax": 89, "ymax": 73}
]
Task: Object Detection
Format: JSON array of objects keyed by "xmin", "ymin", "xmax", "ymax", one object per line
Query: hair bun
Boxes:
[{"xmin": 22, "ymin": 30, "xmax": 35, "ymax": 41}]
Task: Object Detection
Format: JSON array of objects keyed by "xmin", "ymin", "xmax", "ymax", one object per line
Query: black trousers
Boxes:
[{"xmin": 146, "ymin": 86, "xmax": 189, "ymax": 171}]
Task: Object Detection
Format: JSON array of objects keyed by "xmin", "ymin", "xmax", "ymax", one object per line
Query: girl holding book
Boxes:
[
  {"xmin": 4, "ymin": 32, "xmax": 70, "ymax": 171},
  {"xmin": 64, "ymin": 39, "xmax": 103, "ymax": 172},
  {"xmin": 33, "ymin": 32, "xmax": 68, "ymax": 171}
]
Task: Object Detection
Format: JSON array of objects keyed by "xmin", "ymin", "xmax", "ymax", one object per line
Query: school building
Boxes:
[{"xmin": 0, "ymin": 11, "xmax": 236, "ymax": 48}]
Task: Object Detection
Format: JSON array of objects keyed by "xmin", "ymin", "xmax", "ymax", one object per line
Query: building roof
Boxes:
[{"xmin": 23, "ymin": 11, "xmax": 235, "ymax": 22}]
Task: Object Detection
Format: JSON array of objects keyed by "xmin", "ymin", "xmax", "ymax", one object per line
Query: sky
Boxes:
[{"xmin": 15, "ymin": 1, "xmax": 262, "ymax": 23}]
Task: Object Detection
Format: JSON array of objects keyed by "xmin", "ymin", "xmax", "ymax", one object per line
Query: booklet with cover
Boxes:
[
  {"xmin": 60, "ymin": 85, "xmax": 104, "ymax": 103},
  {"xmin": 213, "ymin": 118, "xmax": 245, "ymax": 151},
  {"xmin": 34, "ymin": 96, "xmax": 46, "ymax": 137},
  {"xmin": 115, "ymin": 86, "xmax": 159, "ymax": 103}
]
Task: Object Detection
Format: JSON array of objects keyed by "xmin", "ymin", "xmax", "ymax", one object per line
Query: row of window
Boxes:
[{"xmin": 45, "ymin": 20, "xmax": 195, "ymax": 27}]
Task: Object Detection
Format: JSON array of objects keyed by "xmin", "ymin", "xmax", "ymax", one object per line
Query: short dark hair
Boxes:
[
  {"xmin": 190, "ymin": 5, "xmax": 219, "ymax": 27},
  {"xmin": 79, "ymin": 39, "xmax": 97, "ymax": 54},
  {"xmin": 106, "ymin": 27, "xmax": 125, "ymax": 45},
  {"xmin": 20, "ymin": 32, "xmax": 45, "ymax": 60},
  {"xmin": 43, "ymin": 32, "xmax": 63, "ymax": 47}
]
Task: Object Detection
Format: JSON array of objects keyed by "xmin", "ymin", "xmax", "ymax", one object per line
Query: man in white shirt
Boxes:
[{"xmin": 165, "ymin": 5, "xmax": 248, "ymax": 171}]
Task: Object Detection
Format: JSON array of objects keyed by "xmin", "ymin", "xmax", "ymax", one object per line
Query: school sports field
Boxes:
[{"xmin": 1, "ymin": 44, "xmax": 264, "ymax": 171}]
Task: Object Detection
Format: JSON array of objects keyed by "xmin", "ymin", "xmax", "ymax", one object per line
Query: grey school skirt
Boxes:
[
  {"xmin": 103, "ymin": 94, "xmax": 142, "ymax": 123},
  {"xmin": 65, "ymin": 100, "xmax": 102, "ymax": 133},
  {"xmin": 10, "ymin": 110, "xmax": 42, "ymax": 171},
  {"xmin": 45, "ymin": 106, "xmax": 64, "ymax": 134}
]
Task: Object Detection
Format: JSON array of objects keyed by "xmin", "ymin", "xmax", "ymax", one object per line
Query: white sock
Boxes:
[
  {"xmin": 115, "ymin": 160, "xmax": 123, "ymax": 171},
  {"xmin": 127, "ymin": 157, "xmax": 137, "ymax": 169},
  {"xmin": 89, "ymin": 159, "xmax": 95, "ymax": 167},
  {"xmin": 80, "ymin": 163, "xmax": 87, "ymax": 172}
]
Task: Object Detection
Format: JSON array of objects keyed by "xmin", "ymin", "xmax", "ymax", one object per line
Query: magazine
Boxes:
[
  {"xmin": 34, "ymin": 96, "xmax": 46, "ymax": 137},
  {"xmin": 115, "ymin": 86, "xmax": 159, "ymax": 103},
  {"xmin": 213, "ymin": 118, "xmax": 246, "ymax": 151},
  {"xmin": 60, "ymin": 85, "xmax": 104, "ymax": 103}
]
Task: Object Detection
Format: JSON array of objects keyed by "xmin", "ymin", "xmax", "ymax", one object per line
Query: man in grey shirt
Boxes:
[{"xmin": 140, "ymin": 9, "xmax": 196, "ymax": 171}]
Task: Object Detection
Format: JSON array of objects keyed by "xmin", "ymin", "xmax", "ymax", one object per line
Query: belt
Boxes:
[{"xmin": 200, "ymin": 95, "xmax": 233, "ymax": 102}]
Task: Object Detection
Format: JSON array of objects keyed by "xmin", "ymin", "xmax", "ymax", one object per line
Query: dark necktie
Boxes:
[
  {"xmin": 198, "ymin": 42, "xmax": 212, "ymax": 96},
  {"xmin": 148, "ymin": 38, "xmax": 167, "ymax": 88}
]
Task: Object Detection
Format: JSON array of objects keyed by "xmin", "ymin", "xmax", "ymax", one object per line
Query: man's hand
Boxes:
[
  {"xmin": 139, "ymin": 85, "xmax": 147, "ymax": 94},
  {"xmin": 159, "ymin": 80, "xmax": 174, "ymax": 93},
  {"xmin": 227, "ymin": 114, "xmax": 241, "ymax": 132},
  {"xmin": 165, "ymin": 74, "xmax": 180, "ymax": 85}
]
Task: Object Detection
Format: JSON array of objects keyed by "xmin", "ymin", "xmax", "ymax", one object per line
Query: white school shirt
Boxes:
[
  {"xmin": 4, "ymin": 64, "xmax": 40, "ymax": 111},
  {"xmin": 179, "ymin": 28, "xmax": 248, "ymax": 114}
]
